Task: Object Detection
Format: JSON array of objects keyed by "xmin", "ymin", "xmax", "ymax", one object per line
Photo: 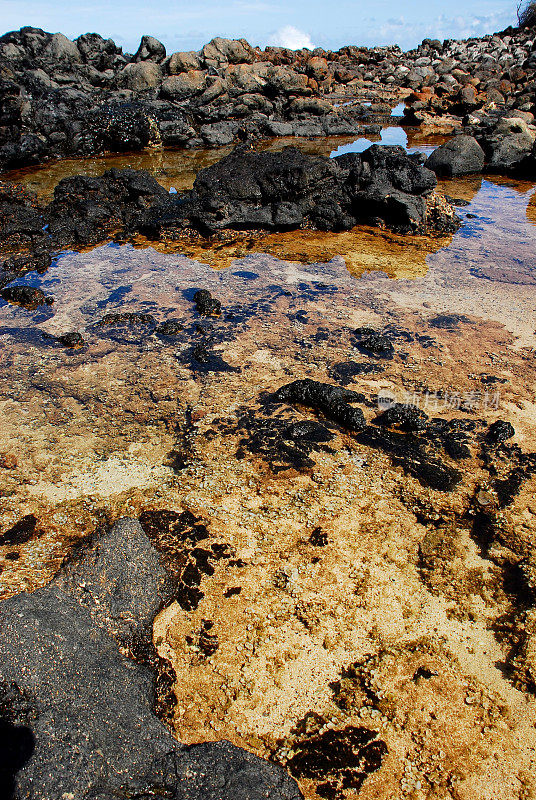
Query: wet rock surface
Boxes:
[
  {"xmin": 1, "ymin": 43, "xmax": 536, "ymax": 800},
  {"xmin": 0, "ymin": 144, "xmax": 458, "ymax": 273},
  {"xmin": 0, "ymin": 517, "xmax": 301, "ymax": 800}
]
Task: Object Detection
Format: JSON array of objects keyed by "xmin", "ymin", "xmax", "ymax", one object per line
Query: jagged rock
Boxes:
[
  {"xmin": 266, "ymin": 66, "xmax": 309, "ymax": 94},
  {"xmin": 224, "ymin": 62, "xmax": 270, "ymax": 93},
  {"xmin": 425, "ymin": 135, "xmax": 485, "ymax": 176},
  {"xmin": 184, "ymin": 144, "xmax": 447, "ymax": 235},
  {"xmin": 273, "ymin": 379, "xmax": 367, "ymax": 432},
  {"xmin": 82, "ymin": 103, "xmax": 161, "ymax": 153},
  {"xmin": 0, "ymin": 180, "xmax": 44, "ymax": 246},
  {"xmin": 201, "ymin": 37, "xmax": 256, "ymax": 67},
  {"xmin": 0, "ymin": 518, "xmax": 301, "ymax": 800},
  {"xmin": 43, "ymin": 32, "xmax": 81, "ymax": 63},
  {"xmin": 44, "ymin": 168, "xmax": 172, "ymax": 246},
  {"xmin": 488, "ymin": 419, "xmax": 515, "ymax": 443},
  {"xmin": 135, "ymin": 35, "xmax": 166, "ymax": 63},
  {"xmin": 168, "ymin": 50, "xmax": 201, "ymax": 74},
  {"xmin": 76, "ymin": 33, "xmax": 122, "ymax": 65}
]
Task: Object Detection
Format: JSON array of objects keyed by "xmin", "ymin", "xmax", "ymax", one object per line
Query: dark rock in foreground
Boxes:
[
  {"xmin": 273, "ymin": 379, "xmax": 367, "ymax": 432},
  {"xmin": 0, "ymin": 145, "xmax": 458, "ymax": 270},
  {"xmin": 0, "ymin": 518, "xmax": 301, "ymax": 800},
  {"xmin": 186, "ymin": 144, "xmax": 452, "ymax": 235},
  {"xmin": 272, "ymin": 378, "xmax": 463, "ymax": 491}
]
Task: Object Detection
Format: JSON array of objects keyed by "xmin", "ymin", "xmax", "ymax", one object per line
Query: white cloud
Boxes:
[{"xmin": 268, "ymin": 24, "xmax": 314, "ymax": 49}]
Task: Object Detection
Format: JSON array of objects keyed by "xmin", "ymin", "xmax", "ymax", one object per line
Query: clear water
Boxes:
[
  {"xmin": 329, "ymin": 126, "xmax": 437, "ymax": 157},
  {"xmin": 1, "ymin": 142, "xmax": 536, "ymax": 799}
]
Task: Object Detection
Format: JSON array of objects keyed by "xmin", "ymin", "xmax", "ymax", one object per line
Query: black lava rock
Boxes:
[
  {"xmin": 57, "ymin": 332, "xmax": 85, "ymax": 348},
  {"xmin": 193, "ymin": 289, "xmax": 221, "ymax": 316},
  {"xmin": 184, "ymin": 144, "xmax": 446, "ymax": 236},
  {"xmin": 354, "ymin": 329, "xmax": 394, "ymax": 358},
  {"xmin": 0, "ymin": 285, "xmax": 50, "ymax": 310},
  {"xmin": 156, "ymin": 319, "xmax": 183, "ymax": 336},
  {"xmin": 273, "ymin": 379, "xmax": 366, "ymax": 432},
  {"xmin": 0, "ymin": 518, "xmax": 301, "ymax": 800},
  {"xmin": 374, "ymin": 403, "xmax": 429, "ymax": 433},
  {"xmin": 488, "ymin": 419, "xmax": 515, "ymax": 444}
]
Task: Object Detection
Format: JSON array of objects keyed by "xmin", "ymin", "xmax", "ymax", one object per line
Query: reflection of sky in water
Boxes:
[
  {"xmin": 330, "ymin": 126, "xmax": 437, "ymax": 157},
  {"xmin": 391, "ymin": 102, "xmax": 406, "ymax": 116}
]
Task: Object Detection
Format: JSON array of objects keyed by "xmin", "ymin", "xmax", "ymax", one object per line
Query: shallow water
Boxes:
[
  {"xmin": 329, "ymin": 125, "xmax": 439, "ymax": 157},
  {"xmin": 5, "ymin": 127, "xmax": 444, "ymax": 202},
  {"xmin": 1, "ymin": 142, "xmax": 536, "ymax": 800}
]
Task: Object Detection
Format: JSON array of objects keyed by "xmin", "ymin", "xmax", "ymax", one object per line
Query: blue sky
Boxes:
[{"xmin": 0, "ymin": 0, "xmax": 516, "ymax": 54}]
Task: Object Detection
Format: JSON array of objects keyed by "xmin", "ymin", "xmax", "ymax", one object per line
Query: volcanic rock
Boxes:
[{"xmin": 0, "ymin": 518, "xmax": 302, "ymax": 800}]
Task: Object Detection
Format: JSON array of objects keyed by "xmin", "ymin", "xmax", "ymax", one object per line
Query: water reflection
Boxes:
[
  {"xmin": 6, "ymin": 128, "xmax": 446, "ymax": 202},
  {"xmin": 330, "ymin": 126, "xmax": 440, "ymax": 157}
]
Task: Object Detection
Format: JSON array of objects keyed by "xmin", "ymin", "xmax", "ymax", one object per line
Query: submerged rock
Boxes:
[
  {"xmin": 0, "ymin": 518, "xmax": 302, "ymax": 800},
  {"xmin": 193, "ymin": 289, "xmax": 222, "ymax": 316},
  {"xmin": 0, "ymin": 285, "xmax": 51, "ymax": 309},
  {"xmin": 273, "ymin": 379, "xmax": 366, "ymax": 431},
  {"xmin": 56, "ymin": 331, "xmax": 85, "ymax": 348}
]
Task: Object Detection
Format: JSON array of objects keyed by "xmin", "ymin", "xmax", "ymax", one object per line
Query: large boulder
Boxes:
[
  {"xmin": 117, "ymin": 60, "xmax": 163, "ymax": 90},
  {"xmin": 425, "ymin": 135, "xmax": 485, "ymax": 176},
  {"xmin": 486, "ymin": 116, "xmax": 536, "ymax": 171},
  {"xmin": 201, "ymin": 37, "xmax": 256, "ymax": 67},
  {"xmin": 75, "ymin": 33, "xmax": 122, "ymax": 69},
  {"xmin": 224, "ymin": 62, "xmax": 271, "ymax": 93},
  {"xmin": 80, "ymin": 103, "xmax": 162, "ymax": 154},
  {"xmin": 42, "ymin": 32, "xmax": 81, "ymax": 63},
  {"xmin": 186, "ymin": 145, "xmax": 342, "ymax": 232},
  {"xmin": 161, "ymin": 70, "xmax": 207, "ymax": 100},
  {"xmin": 168, "ymin": 50, "xmax": 201, "ymax": 74},
  {"xmin": 0, "ymin": 518, "xmax": 302, "ymax": 800},
  {"xmin": 135, "ymin": 34, "xmax": 166, "ymax": 62},
  {"xmin": 265, "ymin": 65, "xmax": 309, "ymax": 94},
  {"xmin": 184, "ymin": 143, "xmax": 446, "ymax": 235}
]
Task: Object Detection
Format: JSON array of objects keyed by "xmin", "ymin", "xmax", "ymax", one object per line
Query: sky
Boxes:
[{"xmin": 0, "ymin": 0, "xmax": 517, "ymax": 55}]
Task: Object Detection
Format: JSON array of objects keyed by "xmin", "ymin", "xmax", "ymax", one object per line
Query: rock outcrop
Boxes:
[
  {"xmin": 0, "ymin": 517, "xmax": 302, "ymax": 800},
  {"xmin": 183, "ymin": 144, "xmax": 453, "ymax": 235},
  {"xmin": 0, "ymin": 145, "xmax": 458, "ymax": 264}
]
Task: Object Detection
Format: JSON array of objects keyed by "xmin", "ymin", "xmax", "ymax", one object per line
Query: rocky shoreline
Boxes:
[
  {"xmin": 2, "ymin": 24, "xmax": 536, "ymax": 171},
  {"xmin": 0, "ymin": 142, "xmax": 459, "ymax": 293}
]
